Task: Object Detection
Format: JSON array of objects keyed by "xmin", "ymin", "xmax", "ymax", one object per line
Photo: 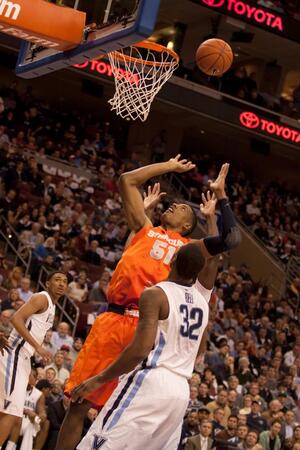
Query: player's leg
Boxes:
[
  {"xmin": 0, "ymin": 352, "xmax": 30, "ymax": 446},
  {"xmin": 78, "ymin": 367, "xmax": 189, "ymax": 450},
  {"xmin": 56, "ymin": 313, "xmax": 138, "ymax": 450},
  {"xmin": 55, "ymin": 399, "xmax": 91, "ymax": 450},
  {"xmin": 0, "ymin": 412, "xmax": 20, "ymax": 446},
  {"xmin": 34, "ymin": 418, "xmax": 50, "ymax": 449},
  {"xmin": 5, "ymin": 416, "xmax": 22, "ymax": 450}
]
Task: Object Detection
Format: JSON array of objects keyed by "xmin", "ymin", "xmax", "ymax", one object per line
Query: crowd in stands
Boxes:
[
  {"xmin": 179, "ymin": 154, "xmax": 300, "ymax": 265},
  {"xmin": 257, "ymin": 0, "xmax": 300, "ymax": 20},
  {"xmin": 177, "ymin": 65, "xmax": 300, "ymax": 121},
  {"xmin": 0, "ymin": 82, "xmax": 299, "ymax": 449},
  {"xmin": 179, "ymin": 262, "xmax": 300, "ymax": 449}
]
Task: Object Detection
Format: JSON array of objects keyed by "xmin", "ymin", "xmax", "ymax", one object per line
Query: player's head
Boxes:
[
  {"xmin": 161, "ymin": 203, "xmax": 198, "ymax": 237},
  {"xmin": 170, "ymin": 243, "xmax": 205, "ymax": 284},
  {"xmin": 46, "ymin": 271, "xmax": 68, "ymax": 299}
]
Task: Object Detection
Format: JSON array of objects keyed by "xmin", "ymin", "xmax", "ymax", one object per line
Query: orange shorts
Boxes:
[{"xmin": 65, "ymin": 311, "xmax": 138, "ymax": 406}]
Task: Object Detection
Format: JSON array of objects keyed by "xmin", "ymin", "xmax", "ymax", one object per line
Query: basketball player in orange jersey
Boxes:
[{"xmin": 57, "ymin": 156, "xmax": 241, "ymax": 450}]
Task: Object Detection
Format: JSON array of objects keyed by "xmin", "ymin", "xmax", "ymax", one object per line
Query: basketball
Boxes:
[{"xmin": 196, "ymin": 38, "xmax": 233, "ymax": 77}]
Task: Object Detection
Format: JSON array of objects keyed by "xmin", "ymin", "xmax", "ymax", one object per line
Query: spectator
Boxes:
[
  {"xmin": 68, "ymin": 337, "xmax": 83, "ymax": 366},
  {"xmin": 179, "ymin": 410, "xmax": 200, "ymax": 450},
  {"xmin": 237, "ymin": 424, "xmax": 249, "ymax": 448},
  {"xmin": 33, "ymin": 237, "xmax": 57, "ymax": 262},
  {"xmin": 51, "ymin": 322, "xmax": 74, "ymax": 351},
  {"xmin": 88, "ymin": 270, "xmax": 110, "ymax": 303},
  {"xmin": 189, "ymin": 385, "xmax": 203, "ymax": 411},
  {"xmin": 244, "ymin": 431, "xmax": 261, "ymax": 450},
  {"xmin": 20, "ymin": 223, "xmax": 44, "ymax": 249},
  {"xmin": 185, "ymin": 419, "xmax": 213, "ymax": 450},
  {"xmin": 205, "ymin": 343, "xmax": 230, "ymax": 379},
  {"xmin": 17, "ymin": 276, "xmax": 33, "ymax": 302},
  {"xmin": 3, "ymin": 265, "xmax": 23, "ymax": 289},
  {"xmin": 240, "ymin": 395, "xmax": 253, "ymax": 415},
  {"xmin": 0, "ymin": 309, "xmax": 12, "ymax": 336},
  {"xmin": 207, "ymin": 389, "xmax": 231, "ymax": 424},
  {"xmin": 82, "ymin": 240, "xmax": 102, "ymax": 266},
  {"xmin": 42, "ymin": 330, "xmax": 56, "ymax": 355},
  {"xmin": 259, "ymin": 419, "xmax": 282, "ymax": 450},
  {"xmin": 284, "ymin": 345, "xmax": 300, "ymax": 368},
  {"xmin": 67, "ymin": 271, "xmax": 89, "ymax": 303},
  {"xmin": 215, "ymin": 415, "xmax": 239, "ymax": 444},
  {"xmin": 247, "ymin": 400, "xmax": 268, "ymax": 434},
  {"xmin": 45, "ymin": 351, "xmax": 70, "ymax": 384},
  {"xmin": 46, "ymin": 367, "xmax": 57, "ymax": 384},
  {"xmin": 211, "ymin": 408, "xmax": 226, "ymax": 438},
  {"xmin": 281, "ymin": 411, "xmax": 296, "ymax": 440},
  {"xmin": 198, "ymin": 382, "xmax": 213, "ymax": 406},
  {"xmin": 0, "ymin": 188, "xmax": 17, "ymax": 216},
  {"xmin": 0, "ymin": 287, "xmax": 21, "ymax": 311}
]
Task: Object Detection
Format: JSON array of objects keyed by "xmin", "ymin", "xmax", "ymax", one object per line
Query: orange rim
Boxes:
[{"xmin": 109, "ymin": 41, "xmax": 179, "ymax": 68}]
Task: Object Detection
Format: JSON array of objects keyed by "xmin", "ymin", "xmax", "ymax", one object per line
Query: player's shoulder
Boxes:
[
  {"xmin": 28, "ymin": 291, "xmax": 49, "ymax": 306},
  {"xmin": 143, "ymin": 285, "xmax": 167, "ymax": 298},
  {"xmin": 193, "ymin": 280, "xmax": 213, "ymax": 305}
]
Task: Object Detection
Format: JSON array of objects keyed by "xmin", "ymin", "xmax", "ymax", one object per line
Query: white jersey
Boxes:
[
  {"xmin": 145, "ymin": 280, "xmax": 210, "ymax": 379},
  {"xmin": 24, "ymin": 386, "xmax": 42, "ymax": 412},
  {"xmin": 9, "ymin": 291, "xmax": 55, "ymax": 357}
]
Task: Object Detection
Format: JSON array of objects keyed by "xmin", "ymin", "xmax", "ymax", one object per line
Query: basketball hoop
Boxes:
[{"xmin": 107, "ymin": 41, "xmax": 179, "ymax": 122}]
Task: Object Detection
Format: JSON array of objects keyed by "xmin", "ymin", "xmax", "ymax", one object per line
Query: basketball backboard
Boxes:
[{"xmin": 15, "ymin": 0, "xmax": 161, "ymax": 79}]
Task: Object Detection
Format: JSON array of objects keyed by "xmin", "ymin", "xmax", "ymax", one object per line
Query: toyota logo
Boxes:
[
  {"xmin": 240, "ymin": 111, "xmax": 260, "ymax": 129},
  {"xmin": 202, "ymin": 0, "xmax": 225, "ymax": 7}
]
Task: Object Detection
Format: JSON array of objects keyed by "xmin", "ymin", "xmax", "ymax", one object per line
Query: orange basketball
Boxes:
[{"xmin": 196, "ymin": 39, "xmax": 233, "ymax": 77}]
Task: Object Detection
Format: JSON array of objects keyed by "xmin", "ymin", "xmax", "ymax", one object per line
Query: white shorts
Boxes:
[
  {"xmin": 77, "ymin": 367, "xmax": 189, "ymax": 450},
  {"xmin": 0, "ymin": 346, "xmax": 31, "ymax": 417}
]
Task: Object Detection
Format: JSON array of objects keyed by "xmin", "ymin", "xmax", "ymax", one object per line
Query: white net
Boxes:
[{"xmin": 107, "ymin": 42, "xmax": 179, "ymax": 122}]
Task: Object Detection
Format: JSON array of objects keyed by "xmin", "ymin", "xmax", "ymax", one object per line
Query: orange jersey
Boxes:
[{"xmin": 107, "ymin": 226, "xmax": 190, "ymax": 307}]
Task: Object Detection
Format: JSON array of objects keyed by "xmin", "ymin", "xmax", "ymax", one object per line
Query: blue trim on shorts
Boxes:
[
  {"xmin": 106, "ymin": 332, "xmax": 166, "ymax": 431},
  {"xmin": 4, "ymin": 334, "xmax": 20, "ymax": 394}
]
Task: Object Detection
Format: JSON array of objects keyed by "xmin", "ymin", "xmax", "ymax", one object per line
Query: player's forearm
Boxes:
[
  {"xmin": 197, "ymin": 327, "xmax": 208, "ymax": 357},
  {"xmin": 203, "ymin": 199, "xmax": 241, "ymax": 256},
  {"xmin": 206, "ymin": 214, "xmax": 218, "ymax": 237},
  {"xmin": 120, "ymin": 161, "xmax": 172, "ymax": 188},
  {"xmin": 10, "ymin": 316, "xmax": 40, "ymax": 351}
]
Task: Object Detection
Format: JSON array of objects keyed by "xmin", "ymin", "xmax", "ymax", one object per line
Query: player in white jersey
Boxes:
[
  {"xmin": 72, "ymin": 243, "xmax": 212, "ymax": 450},
  {"xmin": 0, "ymin": 271, "xmax": 68, "ymax": 449}
]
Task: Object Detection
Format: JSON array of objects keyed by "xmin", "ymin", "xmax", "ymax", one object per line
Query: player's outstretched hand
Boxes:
[
  {"xmin": 36, "ymin": 345, "xmax": 53, "ymax": 365},
  {"xmin": 208, "ymin": 163, "xmax": 229, "ymax": 199},
  {"xmin": 168, "ymin": 154, "xmax": 195, "ymax": 173},
  {"xmin": 200, "ymin": 191, "xmax": 217, "ymax": 218},
  {"xmin": 71, "ymin": 375, "xmax": 102, "ymax": 403},
  {"xmin": 143, "ymin": 183, "xmax": 166, "ymax": 211},
  {"xmin": 0, "ymin": 331, "xmax": 10, "ymax": 355}
]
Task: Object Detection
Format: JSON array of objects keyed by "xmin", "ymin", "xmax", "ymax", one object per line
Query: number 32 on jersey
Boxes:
[
  {"xmin": 180, "ymin": 305, "xmax": 203, "ymax": 341},
  {"xmin": 150, "ymin": 239, "xmax": 177, "ymax": 265}
]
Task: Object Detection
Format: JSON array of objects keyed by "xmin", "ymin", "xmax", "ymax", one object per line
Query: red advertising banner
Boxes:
[
  {"xmin": 190, "ymin": 0, "xmax": 300, "ymax": 43},
  {"xmin": 239, "ymin": 111, "xmax": 300, "ymax": 144}
]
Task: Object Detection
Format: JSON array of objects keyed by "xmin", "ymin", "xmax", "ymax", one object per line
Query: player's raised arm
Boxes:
[
  {"xmin": 10, "ymin": 294, "xmax": 53, "ymax": 364},
  {"xmin": 124, "ymin": 182, "xmax": 167, "ymax": 249},
  {"xmin": 198, "ymin": 191, "xmax": 219, "ymax": 290},
  {"xmin": 71, "ymin": 286, "xmax": 165, "ymax": 402},
  {"xmin": 119, "ymin": 154, "xmax": 195, "ymax": 232},
  {"xmin": 195, "ymin": 163, "xmax": 241, "ymax": 259}
]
